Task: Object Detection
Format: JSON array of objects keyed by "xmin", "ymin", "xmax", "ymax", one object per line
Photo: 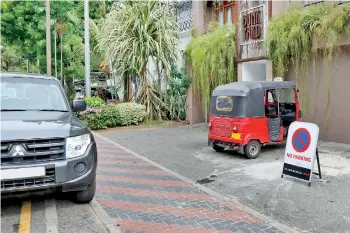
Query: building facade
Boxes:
[
  {"xmin": 274, "ymin": 0, "xmax": 350, "ymax": 143},
  {"xmin": 236, "ymin": 0, "xmax": 273, "ymax": 82},
  {"xmin": 187, "ymin": 0, "xmax": 350, "ymax": 143}
]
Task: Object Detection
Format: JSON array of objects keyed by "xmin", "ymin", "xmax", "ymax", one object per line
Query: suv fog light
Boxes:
[{"xmin": 74, "ymin": 162, "xmax": 86, "ymax": 174}]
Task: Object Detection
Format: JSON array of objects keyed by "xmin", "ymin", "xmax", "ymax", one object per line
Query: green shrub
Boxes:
[
  {"xmin": 114, "ymin": 103, "xmax": 147, "ymax": 126},
  {"xmin": 78, "ymin": 103, "xmax": 147, "ymax": 130},
  {"xmin": 100, "ymin": 104, "xmax": 120, "ymax": 127},
  {"xmin": 84, "ymin": 96, "xmax": 105, "ymax": 108},
  {"xmin": 78, "ymin": 108, "xmax": 106, "ymax": 130},
  {"xmin": 166, "ymin": 65, "xmax": 191, "ymax": 121},
  {"xmin": 84, "ymin": 113, "xmax": 107, "ymax": 130}
]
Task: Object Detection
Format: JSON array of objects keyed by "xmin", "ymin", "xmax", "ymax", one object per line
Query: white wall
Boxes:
[
  {"xmin": 241, "ymin": 60, "xmax": 267, "ymax": 81},
  {"xmin": 175, "ymin": 30, "xmax": 192, "ymax": 69}
]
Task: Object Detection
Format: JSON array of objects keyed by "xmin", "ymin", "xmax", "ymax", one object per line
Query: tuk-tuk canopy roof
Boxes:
[{"xmin": 212, "ymin": 81, "xmax": 296, "ymax": 97}]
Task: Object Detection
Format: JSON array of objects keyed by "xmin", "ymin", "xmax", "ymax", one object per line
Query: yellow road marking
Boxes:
[{"xmin": 19, "ymin": 201, "xmax": 31, "ymax": 233}]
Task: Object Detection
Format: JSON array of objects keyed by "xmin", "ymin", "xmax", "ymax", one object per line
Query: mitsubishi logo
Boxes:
[{"xmin": 11, "ymin": 145, "xmax": 25, "ymax": 157}]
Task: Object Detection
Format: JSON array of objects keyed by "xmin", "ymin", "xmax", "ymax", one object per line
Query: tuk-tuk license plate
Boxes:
[{"xmin": 231, "ymin": 133, "xmax": 241, "ymax": 140}]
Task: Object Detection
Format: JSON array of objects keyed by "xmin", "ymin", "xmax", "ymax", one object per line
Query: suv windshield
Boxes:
[{"xmin": 1, "ymin": 76, "xmax": 69, "ymax": 111}]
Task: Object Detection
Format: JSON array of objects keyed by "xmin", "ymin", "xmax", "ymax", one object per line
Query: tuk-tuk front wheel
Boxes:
[{"xmin": 244, "ymin": 140, "xmax": 261, "ymax": 159}]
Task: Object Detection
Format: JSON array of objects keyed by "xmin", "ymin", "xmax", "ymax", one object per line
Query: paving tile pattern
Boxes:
[{"xmin": 95, "ymin": 137, "xmax": 284, "ymax": 233}]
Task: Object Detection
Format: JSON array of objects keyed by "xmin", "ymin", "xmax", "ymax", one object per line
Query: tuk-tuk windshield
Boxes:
[
  {"xmin": 267, "ymin": 88, "xmax": 295, "ymax": 103},
  {"xmin": 210, "ymin": 95, "xmax": 247, "ymax": 117},
  {"xmin": 275, "ymin": 88, "xmax": 295, "ymax": 103}
]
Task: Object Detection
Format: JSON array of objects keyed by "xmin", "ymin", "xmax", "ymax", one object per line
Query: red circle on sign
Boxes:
[{"xmin": 291, "ymin": 128, "xmax": 311, "ymax": 153}]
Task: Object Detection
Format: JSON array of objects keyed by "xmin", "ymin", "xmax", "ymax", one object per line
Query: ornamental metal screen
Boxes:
[{"xmin": 174, "ymin": 0, "xmax": 193, "ymax": 32}]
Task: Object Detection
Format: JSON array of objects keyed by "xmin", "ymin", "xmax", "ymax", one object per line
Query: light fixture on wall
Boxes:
[{"xmin": 181, "ymin": 49, "xmax": 186, "ymax": 67}]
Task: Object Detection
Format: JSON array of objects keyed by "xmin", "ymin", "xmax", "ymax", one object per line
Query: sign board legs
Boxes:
[{"xmin": 308, "ymin": 148, "xmax": 322, "ymax": 186}]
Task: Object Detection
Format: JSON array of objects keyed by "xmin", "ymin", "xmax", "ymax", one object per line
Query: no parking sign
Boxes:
[{"xmin": 282, "ymin": 121, "xmax": 321, "ymax": 185}]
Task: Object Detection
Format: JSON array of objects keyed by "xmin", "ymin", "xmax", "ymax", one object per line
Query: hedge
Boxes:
[
  {"xmin": 84, "ymin": 96, "xmax": 105, "ymax": 108},
  {"xmin": 79, "ymin": 103, "xmax": 147, "ymax": 130}
]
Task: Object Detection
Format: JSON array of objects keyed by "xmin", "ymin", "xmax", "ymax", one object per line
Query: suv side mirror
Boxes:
[{"xmin": 72, "ymin": 99, "xmax": 86, "ymax": 112}]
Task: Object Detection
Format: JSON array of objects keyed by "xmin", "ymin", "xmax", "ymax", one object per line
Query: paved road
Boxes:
[
  {"xmin": 93, "ymin": 133, "xmax": 290, "ymax": 233},
  {"xmin": 1, "ymin": 192, "xmax": 109, "ymax": 233},
  {"xmin": 100, "ymin": 123, "xmax": 350, "ymax": 233}
]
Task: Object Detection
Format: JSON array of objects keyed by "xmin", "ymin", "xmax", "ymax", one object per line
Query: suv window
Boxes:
[{"xmin": 1, "ymin": 76, "xmax": 68, "ymax": 111}]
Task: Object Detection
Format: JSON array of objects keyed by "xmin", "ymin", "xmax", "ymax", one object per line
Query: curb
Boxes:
[
  {"xmin": 90, "ymin": 198, "xmax": 122, "ymax": 233},
  {"xmin": 94, "ymin": 132, "xmax": 300, "ymax": 233}
]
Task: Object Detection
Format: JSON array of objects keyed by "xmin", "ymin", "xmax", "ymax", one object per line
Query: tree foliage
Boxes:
[
  {"xmin": 265, "ymin": 3, "xmax": 350, "ymax": 123},
  {"xmin": 0, "ymin": 46, "xmax": 25, "ymax": 72},
  {"xmin": 0, "ymin": 0, "xmax": 112, "ymax": 76},
  {"xmin": 1, "ymin": 1, "xmax": 46, "ymax": 58},
  {"xmin": 97, "ymin": 0, "xmax": 179, "ymax": 120},
  {"xmin": 166, "ymin": 65, "xmax": 191, "ymax": 121},
  {"xmin": 185, "ymin": 23, "xmax": 237, "ymax": 119}
]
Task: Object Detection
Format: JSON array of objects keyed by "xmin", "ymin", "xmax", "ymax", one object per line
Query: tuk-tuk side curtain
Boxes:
[
  {"xmin": 248, "ymin": 88, "xmax": 265, "ymax": 117},
  {"xmin": 210, "ymin": 96, "xmax": 248, "ymax": 117}
]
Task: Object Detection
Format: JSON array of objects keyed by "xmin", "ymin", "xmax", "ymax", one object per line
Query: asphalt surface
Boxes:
[
  {"xmin": 1, "ymin": 192, "xmax": 109, "ymax": 233},
  {"xmin": 101, "ymin": 123, "xmax": 350, "ymax": 233}
]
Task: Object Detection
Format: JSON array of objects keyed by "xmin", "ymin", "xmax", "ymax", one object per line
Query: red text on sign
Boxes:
[{"xmin": 287, "ymin": 153, "xmax": 311, "ymax": 162}]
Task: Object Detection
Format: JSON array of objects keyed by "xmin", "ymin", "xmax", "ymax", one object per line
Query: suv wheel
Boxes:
[{"xmin": 73, "ymin": 179, "xmax": 96, "ymax": 203}]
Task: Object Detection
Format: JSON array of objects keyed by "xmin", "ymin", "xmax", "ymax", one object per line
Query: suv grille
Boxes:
[
  {"xmin": 1, "ymin": 168, "xmax": 55, "ymax": 190},
  {"xmin": 1, "ymin": 138, "xmax": 65, "ymax": 164}
]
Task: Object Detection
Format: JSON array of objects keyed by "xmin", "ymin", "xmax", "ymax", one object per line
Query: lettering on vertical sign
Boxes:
[{"xmin": 242, "ymin": 10, "xmax": 261, "ymax": 41}]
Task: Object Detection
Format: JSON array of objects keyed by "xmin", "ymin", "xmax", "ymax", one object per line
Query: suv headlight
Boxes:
[{"xmin": 66, "ymin": 134, "xmax": 91, "ymax": 159}]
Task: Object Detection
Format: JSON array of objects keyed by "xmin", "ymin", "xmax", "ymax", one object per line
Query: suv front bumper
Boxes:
[{"xmin": 1, "ymin": 142, "xmax": 97, "ymax": 194}]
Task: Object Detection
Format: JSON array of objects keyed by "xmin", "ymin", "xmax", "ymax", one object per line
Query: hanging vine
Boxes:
[
  {"xmin": 265, "ymin": 3, "xmax": 350, "ymax": 128},
  {"xmin": 185, "ymin": 22, "xmax": 237, "ymax": 120}
]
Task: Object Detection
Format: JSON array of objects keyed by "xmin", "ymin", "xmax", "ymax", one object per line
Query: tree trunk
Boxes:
[
  {"xmin": 45, "ymin": 0, "xmax": 51, "ymax": 76},
  {"xmin": 123, "ymin": 72, "xmax": 129, "ymax": 102},
  {"xmin": 61, "ymin": 34, "xmax": 64, "ymax": 87},
  {"xmin": 141, "ymin": 65, "xmax": 147, "ymax": 86},
  {"xmin": 135, "ymin": 63, "xmax": 166, "ymax": 121},
  {"xmin": 54, "ymin": 25, "xmax": 57, "ymax": 77},
  {"xmin": 156, "ymin": 58, "xmax": 161, "ymax": 92}
]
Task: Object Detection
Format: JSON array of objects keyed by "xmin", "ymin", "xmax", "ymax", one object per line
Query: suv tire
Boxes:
[{"xmin": 73, "ymin": 178, "xmax": 96, "ymax": 203}]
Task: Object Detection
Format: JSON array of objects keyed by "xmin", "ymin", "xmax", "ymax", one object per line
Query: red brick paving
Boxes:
[
  {"xmin": 94, "ymin": 136, "xmax": 284, "ymax": 233},
  {"xmin": 97, "ymin": 174, "xmax": 193, "ymax": 187},
  {"xmin": 97, "ymin": 198, "xmax": 261, "ymax": 223},
  {"xmin": 116, "ymin": 219, "xmax": 221, "ymax": 233},
  {"xmin": 99, "ymin": 156, "xmax": 136, "ymax": 161},
  {"xmin": 98, "ymin": 160, "xmax": 153, "ymax": 166},
  {"xmin": 97, "ymin": 166, "xmax": 170, "ymax": 176},
  {"xmin": 96, "ymin": 185, "xmax": 218, "ymax": 202}
]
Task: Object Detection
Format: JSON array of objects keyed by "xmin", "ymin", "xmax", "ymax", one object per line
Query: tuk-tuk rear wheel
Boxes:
[
  {"xmin": 212, "ymin": 143, "xmax": 225, "ymax": 152},
  {"xmin": 244, "ymin": 140, "xmax": 261, "ymax": 159}
]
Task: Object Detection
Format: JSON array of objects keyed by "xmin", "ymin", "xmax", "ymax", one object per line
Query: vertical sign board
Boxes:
[
  {"xmin": 282, "ymin": 121, "xmax": 320, "ymax": 185},
  {"xmin": 237, "ymin": 0, "xmax": 268, "ymax": 61}
]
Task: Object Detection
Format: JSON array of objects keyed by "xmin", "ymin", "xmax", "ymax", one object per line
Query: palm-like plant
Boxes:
[{"xmin": 97, "ymin": 0, "xmax": 179, "ymax": 120}]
